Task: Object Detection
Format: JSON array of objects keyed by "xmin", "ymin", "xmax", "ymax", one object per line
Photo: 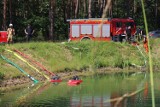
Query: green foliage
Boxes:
[{"xmin": 0, "ymin": 0, "xmax": 160, "ymax": 42}]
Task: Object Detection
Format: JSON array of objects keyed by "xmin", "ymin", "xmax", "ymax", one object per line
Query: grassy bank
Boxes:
[{"xmin": 0, "ymin": 39, "xmax": 159, "ymax": 80}]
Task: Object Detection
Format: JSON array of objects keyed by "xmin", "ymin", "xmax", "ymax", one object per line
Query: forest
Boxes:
[{"xmin": 0, "ymin": 0, "xmax": 160, "ymax": 41}]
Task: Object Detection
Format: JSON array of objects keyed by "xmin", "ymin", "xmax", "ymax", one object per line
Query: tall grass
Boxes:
[
  {"xmin": 0, "ymin": 42, "xmax": 144, "ymax": 79},
  {"xmin": 141, "ymin": 0, "xmax": 155, "ymax": 106}
]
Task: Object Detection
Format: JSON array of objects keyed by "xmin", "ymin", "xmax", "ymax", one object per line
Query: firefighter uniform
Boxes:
[{"xmin": 7, "ymin": 24, "xmax": 15, "ymax": 43}]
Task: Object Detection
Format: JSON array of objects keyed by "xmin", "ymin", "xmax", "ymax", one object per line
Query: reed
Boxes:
[{"xmin": 141, "ymin": 0, "xmax": 155, "ymax": 107}]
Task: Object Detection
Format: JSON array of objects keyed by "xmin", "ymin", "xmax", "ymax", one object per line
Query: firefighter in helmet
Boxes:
[{"xmin": 7, "ymin": 24, "xmax": 15, "ymax": 44}]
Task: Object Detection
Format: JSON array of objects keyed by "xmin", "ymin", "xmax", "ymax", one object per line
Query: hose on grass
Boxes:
[
  {"xmin": 5, "ymin": 49, "xmax": 50, "ymax": 80},
  {"xmin": 0, "ymin": 54, "xmax": 39, "ymax": 84},
  {"xmin": 13, "ymin": 49, "xmax": 55, "ymax": 76}
]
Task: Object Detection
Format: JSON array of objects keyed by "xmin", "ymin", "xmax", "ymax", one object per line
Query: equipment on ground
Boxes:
[
  {"xmin": 5, "ymin": 49, "xmax": 50, "ymax": 80},
  {"xmin": 0, "ymin": 54, "xmax": 39, "ymax": 84},
  {"xmin": 0, "ymin": 31, "xmax": 7, "ymax": 43},
  {"xmin": 14, "ymin": 49, "xmax": 55, "ymax": 76},
  {"xmin": 13, "ymin": 49, "xmax": 62, "ymax": 82}
]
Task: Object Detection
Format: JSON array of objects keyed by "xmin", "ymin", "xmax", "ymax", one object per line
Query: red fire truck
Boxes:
[
  {"xmin": 67, "ymin": 18, "xmax": 136, "ymax": 42},
  {"xmin": 0, "ymin": 31, "xmax": 7, "ymax": 43}
]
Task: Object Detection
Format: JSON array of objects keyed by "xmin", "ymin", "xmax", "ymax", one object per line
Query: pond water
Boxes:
[{"xmin": 1, "ymin": 73, "xmax": 160, "ymax": 107}]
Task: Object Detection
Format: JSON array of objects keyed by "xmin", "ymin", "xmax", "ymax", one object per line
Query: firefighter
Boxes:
[
  {"xmin": 143, "ymin": 35, "xmax": 148, "ymax": 53},
  {"xmin": 72, "ymin": 75, "xmax": 79, "ymax": 80},
  {"xmin": 25, "ymin": 24, "xmax": 34, "ymax": 42},
  {"xmin": 7, "ymin": 24, "xmax": 15, "ymax": 44},
  {"xmin": 51, "ymin": 75, "xmax": 60, "ymax": 80},
  {"xmin": 135, "ymin": 27, "xmax": 142, "ymax": 41},
  {"xmin": 125, "ymin": 26, "xmax": 132, "ymax": 44}
]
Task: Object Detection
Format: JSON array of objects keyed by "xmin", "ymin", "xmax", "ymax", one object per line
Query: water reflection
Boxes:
[
  {"xmin": 67, "ymin": 75, "xmax": 150, "ymax": 107},
  {"xmin": 70, "ymin": 95, "xmax": 111, "ymax": 107},
  {"xmin": 69, "ymin": 90, "xmax": 143, "ymax": 107}
]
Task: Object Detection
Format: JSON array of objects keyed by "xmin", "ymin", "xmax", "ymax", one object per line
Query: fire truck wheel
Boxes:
[
  {"xmin": 81, "ymin": 37, "xmax": 91, "ymax": 41},
  {"xmin": 122, "ymin": 38, "xmax": 126, "ymax": 42},
  {"xmin": 112, "ymin": 36, "xmax": 115, "ymax": 41},
  {"xmin": 112, "ymin": 36, "xmax": 118, "ymax": 42}
]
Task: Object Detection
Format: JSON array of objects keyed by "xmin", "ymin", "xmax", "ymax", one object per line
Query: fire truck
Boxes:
[
  {"xmin": 0, "ymin": 31, "xmax": 7, "ymax": 43},
  {"xmin": 67, "ymin": 18, "xmax": 136, "ymax": 42}
]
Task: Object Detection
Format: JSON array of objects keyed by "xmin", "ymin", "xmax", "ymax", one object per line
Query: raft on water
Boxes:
[
  {"xmin": 50, "ymin": 75, "xmax": 62, "ymax": 83},
  {"xmin": 67, "ymin": 80, "xmax": 83, "ymax": 86},
  {"xmin": 50, "ymin": 79, "xmax": 62, "ymax": 83}
]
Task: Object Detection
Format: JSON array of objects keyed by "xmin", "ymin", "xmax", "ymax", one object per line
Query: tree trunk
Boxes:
[
  {"xmin": 49, "ymin": 0, "xmax": 55, "ymax": 41},
  {"xmin": 71, "ymin": 0, "xmax": 76, "ymax": 18},
  {"xmin": 75, "ymin": 0, "xmax": 79, "ymax": 18},
  {"xmin": 108, "ymin": 0, "xmax": 113, "ymax": 17},
  {"xmin": 155, "ymin": 0, "xmax": 158, "ymax": 27},
  {"xmin": 99, "ymin": 0, "xmax": 103, "ymax": 17},
  {"xmin": 9, "ymin": 0, "xmax": 12, "ymax": 24},
  {"xmin": 115, "ymin": 0, "xmax": 118, "ymax": 17},
  {"xmin": 88, "ymin": 0, "xmax": 92, "ymax": 18},
  {"xmin": 127, "ymin": 0, "xmax": 131, "ymax": 17},
  {"xmin": 63, "ymin": 1, "xmax": 67, "ymax": 22},
  {"xmin": 83, "ymin": 0, "xmax": 87, "ymax": 18},
  {"xmin": 66, "ymin": 0, "xmax": 71, "ymax": 19},
  {"xmin": 2, "ymin": 0, "xmax": 7, "ymax": 30},
  {"xmin": 134, "ymin": 0, "xmax": 137, "ymax": 14}
]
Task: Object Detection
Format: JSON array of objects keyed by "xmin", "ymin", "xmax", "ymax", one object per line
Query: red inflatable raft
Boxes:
[
  {"xmin": 50, "ymin": 79, "xmax": 62, "ymax": 83},
  {"xmin": 67, "ymin": 80, "xmax": 83, "ymax": 86}
]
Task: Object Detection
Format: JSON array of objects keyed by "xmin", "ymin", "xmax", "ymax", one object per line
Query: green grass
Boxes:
[{"xmin": 0, "ymin": 41, "xmax": 149, "ymax": 80}]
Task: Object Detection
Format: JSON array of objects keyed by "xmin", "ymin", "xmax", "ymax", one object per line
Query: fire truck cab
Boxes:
[
  {"xmin": 0, "ymin": 31, "xmax": 7, "ymax": 43},
  {"xmin": 68, "ymin": 18, "xmax": 136, "ymax": 42}
]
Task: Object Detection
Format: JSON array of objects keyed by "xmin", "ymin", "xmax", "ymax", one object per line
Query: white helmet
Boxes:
[{"xmin": 9, "ymin": 24, "xmax": 13, "ymax": 27}]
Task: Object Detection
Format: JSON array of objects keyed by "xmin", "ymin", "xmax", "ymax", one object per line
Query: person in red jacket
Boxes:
[{"xmin": 143, "ymin": 36, "xmax": 148, "ymax": 53}]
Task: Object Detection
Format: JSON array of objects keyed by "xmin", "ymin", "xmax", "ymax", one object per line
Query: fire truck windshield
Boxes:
[
  {"xmin": 116, "ymin": 22, "xmax": 122, "ymax": 27},
  {"xmin": 125, "ymin": 22, "xmax": 135, "ymax": 28}
]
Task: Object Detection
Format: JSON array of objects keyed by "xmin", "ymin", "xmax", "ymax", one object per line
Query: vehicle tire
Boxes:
[
  {"xmin": 117, "ymin": 35, "xmax": 120, "ymax": 42},
  {"xmin": 81, "ymin": 37, "xmax": 91, "ymax": 41},
  {"xmin": 122, "ymin": 38, "xmax": 126, "ymax": 42},
  {"xmin": 112, "ymin": 36, "xmax": 117, "ymax": 42},
  {"xmin": 121, "ymin": 36, "xmax": 126, "ymax": 42}
]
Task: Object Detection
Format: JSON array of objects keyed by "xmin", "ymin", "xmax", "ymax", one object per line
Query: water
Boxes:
[{"xmin": 1, "ymin": 73, "xmax": 160, "ymax": 107}]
